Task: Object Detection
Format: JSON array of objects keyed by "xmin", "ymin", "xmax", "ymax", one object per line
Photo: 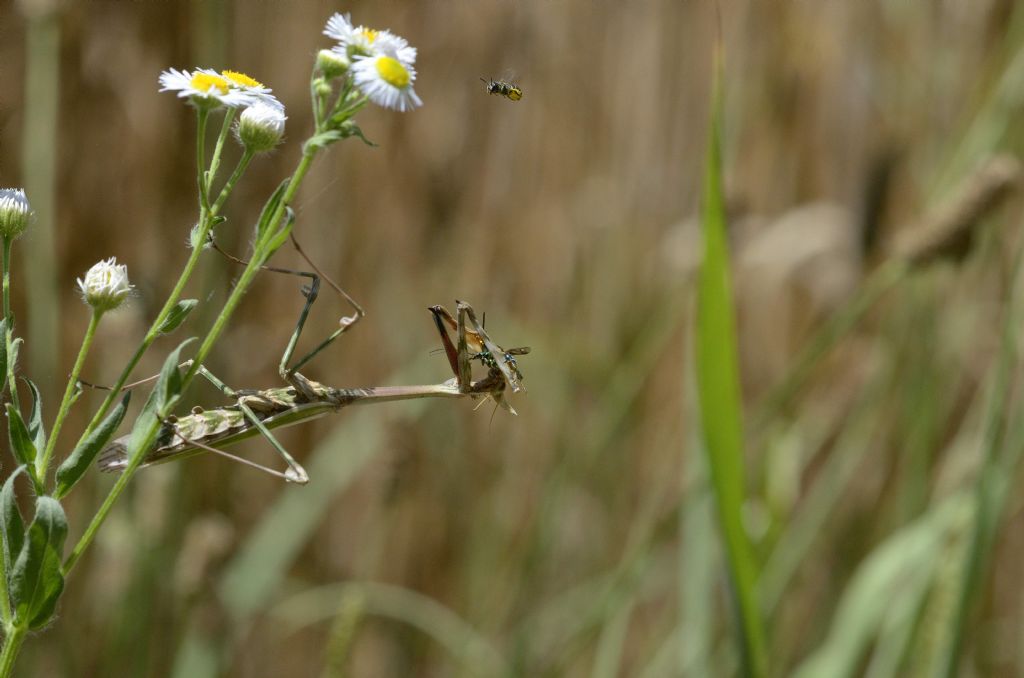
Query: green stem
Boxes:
[
  {"xmin": 196, "ymin": 108, "xmax": 210, "ymax": 211},
  {"xmin": 207, "ymin": 109, "xmax": 237, "ymax": 197},
  {"xmin": 331, "ymin": 93, "xmax": 369, "ymax": 122},
  {"xmin": 211, "ymin": 149, "xmax": 254, "ymax": 215},
  {"xmin": 73, "ymin": 108, "xmax": 219, "ymax": 443},
  {"xmin": 0, "ymin": 625, "xmax": 26, "ymax": 678},
  {"xmin": 185, "ymin": 150, "xmax": 316, "ymax": 385},
  {"xmin": 0, "ymin": 512, "xmax": 11, "ymax": 629},
  {"xmin": 73, "ymin": 220, "xmax": 212, "ymax": 444},
  {"xmin": 2, "ymin": 237, "xmax": 10, "ymax": 325},
  {"xmin": 63, "ymin": 409, "xmax": 156, "ymax": 574},
  {"xmin": 328, "ymin": 78, "xmax": 356, "ymax": 118},
  {"xmin": 311, "ymin": 74, "xmax": 325, "ymax": 132},
  {"xmin": 66, "ymin": 149, "xmax": 319, "ymax": 578},
  {"xmin": 0, "ymin": 576, "xmax": 10, "ymax": 635},
  {"xmin": 36, "ymin": 308, "xmax": 101, "ymax": 481},
  {"xmin": 72, "ymin": 113, "xmax": 249, "ymax": 444},
  {"xmin": 2, "ymin": 237, "xmax": 20, "ymax": 414}
]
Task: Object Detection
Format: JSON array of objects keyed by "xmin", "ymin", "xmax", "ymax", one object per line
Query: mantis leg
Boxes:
[
  {"xmin": 279, "ymin": 233, "xmax": 364, "ymax": 378},
  {"xmin": 428, "ymin": 304, "xmax": 472, "ymax": 392},
  {"xmin": 193, "ymin": 364, "xmax": 310, "ymax": 484},
  {"xmin": 77, "ymin": 360, "xmax": 195, "ymax": 392},
  {"xmin": 209, "ymin": 232, "xmax": 365, "ymax": 396},
  {"xmin": 455, "ymin": 301, "xmax": 474, "ymax": 391}
]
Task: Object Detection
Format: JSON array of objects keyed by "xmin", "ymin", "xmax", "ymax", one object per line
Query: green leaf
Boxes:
[
  {"xmin": 158, "ymin": 299, "xmax": 198, "ymax": 335},
  {"xmin": 155, "ymin": 338, "xmax": 196, "ymax": 416},
  {"xmin": 694, "ymin": 50, "xmax": 767, "ymax": 677},
  {"xmin": 24, "ymin": 379, "xmax": 46, "ymax": 453},
  {"xmin": 303, "ymin": 130, "xmax": 344, "ymax": 152},
  {"xmin": 254, "ymin": 179, "xmax": 289, "ymax": 242},
  {"xmin": 6, "ymin": 403, "xmax": 37, "ymax": 469},
  {"xmin": 0, "ymin": 466, "xmax": 26, "ymax": 593},
  {"xmin": 10, "ymin": 496, "xmax": 67, "ymax": 629},
  {"xmin": 337, "ymin": 121, "xmax": 376, "ymax": 147},
  {"xmin": 263, "ymin": 206, "xmax": 296, "ymax": 258},
  {"xmin": 8, "ymin": 336, "xmax": 21, "ymax": 376},
  {"xmin": 125, "ymin": 391, "xmax": 160, "ymax": 469},
  {"xmin": 117, "ymin": 340, "xmax": 194, "ymax": 474},
  {"xmin": 54, "ymin": 392, "xmax": 131, "ymax": 499},
  {"xmin": 0, "ymin": 317, "xmax": 9, "ymax": 388}
]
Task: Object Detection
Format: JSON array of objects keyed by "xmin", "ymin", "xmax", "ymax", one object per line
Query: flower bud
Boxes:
[
  {"xmin": 78, "ymin": 258, "xmax": 132, "ymax": 312},
  {"xmin": 236, "ymin": 102, "xmax": 287, "ymax": 153},
  {"xmin": 0, "ymin": 189, "xmax": 32, "ymax": 239},
  {"xmin": 317, "ymin": 49, "xmax": 350, "ymax": 79},
  {"xmin": 315, "ymin": 79, "xmax": 333, "ymax": 98}
]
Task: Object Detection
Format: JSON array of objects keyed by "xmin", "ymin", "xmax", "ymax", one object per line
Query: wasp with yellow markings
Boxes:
[{"xmin": 481, "ymin": 77, "xmax": 523, "ymax": 101}]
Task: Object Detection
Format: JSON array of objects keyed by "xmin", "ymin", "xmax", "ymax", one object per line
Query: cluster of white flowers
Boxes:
[
  {"xmin": 158, "ymin": 67, "xmax": 281, "ymax": 111},
  {"xmin": 158, "ymin": 12, "xmax": 422, "ymax": 130},
  {"xmin": 159, "ymin": 68, "xmax": 286, "ymax": 152},
  {"xmin": 323, "ymin": 12, "xmax": 422, "ymax": 112}
]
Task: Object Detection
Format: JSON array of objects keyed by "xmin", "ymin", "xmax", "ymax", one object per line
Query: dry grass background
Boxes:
[{"xmin": 1, "ymin": 0, "xmax": 1023, "ymax": 676}]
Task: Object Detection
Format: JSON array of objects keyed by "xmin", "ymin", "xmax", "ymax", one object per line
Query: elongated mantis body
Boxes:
[{"xmin": 96, "ymin": 235, "xmax": 526, "ymax": 483}]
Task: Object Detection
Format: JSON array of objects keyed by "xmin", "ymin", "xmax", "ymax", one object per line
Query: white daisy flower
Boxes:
[
  {"xmin": 324, "ymin": 13, "xmax": 376, "ymax": 56},
  {"xmin": 220, "ymin": 70, "xmax": 282, "ymax": 109},
  {"xmin": 351, "ymin": 54, "xmax": 422, "ymax": 112},
  {"xmin": 374, "ymin": 31, "xmax": 417, "ymax": 66},
  {"xmin": 323, "ymin": 12, "xmax": 356, "ymax": 44},
  {"xmin": 236, "ymin": 101, "xmax": 287, "ymax": 153},
  {"xmin": 324, "ymin": 12, "xmax": 416, "ymax": 65},
  {"xmin": 78, "ymin": 258, "xmax": 133, "ymax": 312},
  {"xmin": 0, "ymin": 188, "xmax": 32, "ymax": 239},
  {"xmin": 158, "ymin": 68, "xmax": 255, "ymax": 109}
]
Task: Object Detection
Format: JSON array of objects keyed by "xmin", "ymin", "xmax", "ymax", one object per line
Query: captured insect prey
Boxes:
[
  {"xmin": 481, "ymin": 77, "xmax": 523, "ymax": 101},
  {"xmin": 428, "ymin": 303, "xmax": 530, "ymax": 394}
]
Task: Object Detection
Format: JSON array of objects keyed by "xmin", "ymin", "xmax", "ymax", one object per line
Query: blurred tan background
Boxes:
[{"xmin": 1, "ymin": 0, "xmax": 1023, "ymax": 676}]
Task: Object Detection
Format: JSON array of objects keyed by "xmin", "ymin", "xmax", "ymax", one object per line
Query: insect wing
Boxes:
[{"xmin": 462, "ymin": 306, "xmax": 526, "ymax": 393}]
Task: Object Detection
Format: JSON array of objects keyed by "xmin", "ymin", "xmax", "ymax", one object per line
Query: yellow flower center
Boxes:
[
  {"xmin": 359, "ymin": 28, "xmax": 378, "ymax": 43},
  {"xmin": 222, "ymin": 70, "xmax": 264, "ymax": 89},
  {"xmin": 191, "ymin": 72, "xmax": 230, "ymax": 94},
  {"xmin": 376, "ymin": 57, "xmax": 409, "ymax": 88}
]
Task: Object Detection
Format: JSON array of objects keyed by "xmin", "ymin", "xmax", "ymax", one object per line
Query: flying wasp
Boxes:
[{"xmin": 481, "ymin": 77, "xmax": 523, "ymax": 102}]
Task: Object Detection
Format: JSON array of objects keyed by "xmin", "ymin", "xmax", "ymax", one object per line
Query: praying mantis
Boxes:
[{"xmin": 96, "ymin": 234, "xmax": 528, "ymax": 484}]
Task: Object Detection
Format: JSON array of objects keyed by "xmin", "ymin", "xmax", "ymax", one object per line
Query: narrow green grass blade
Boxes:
[
  {"xmin": 694, "ymin": 49, "xmax": 767, "ymax": 677},
  {"xmin": 938, "ymin": 231, "xmax": 1024, "ymax": 677}
]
